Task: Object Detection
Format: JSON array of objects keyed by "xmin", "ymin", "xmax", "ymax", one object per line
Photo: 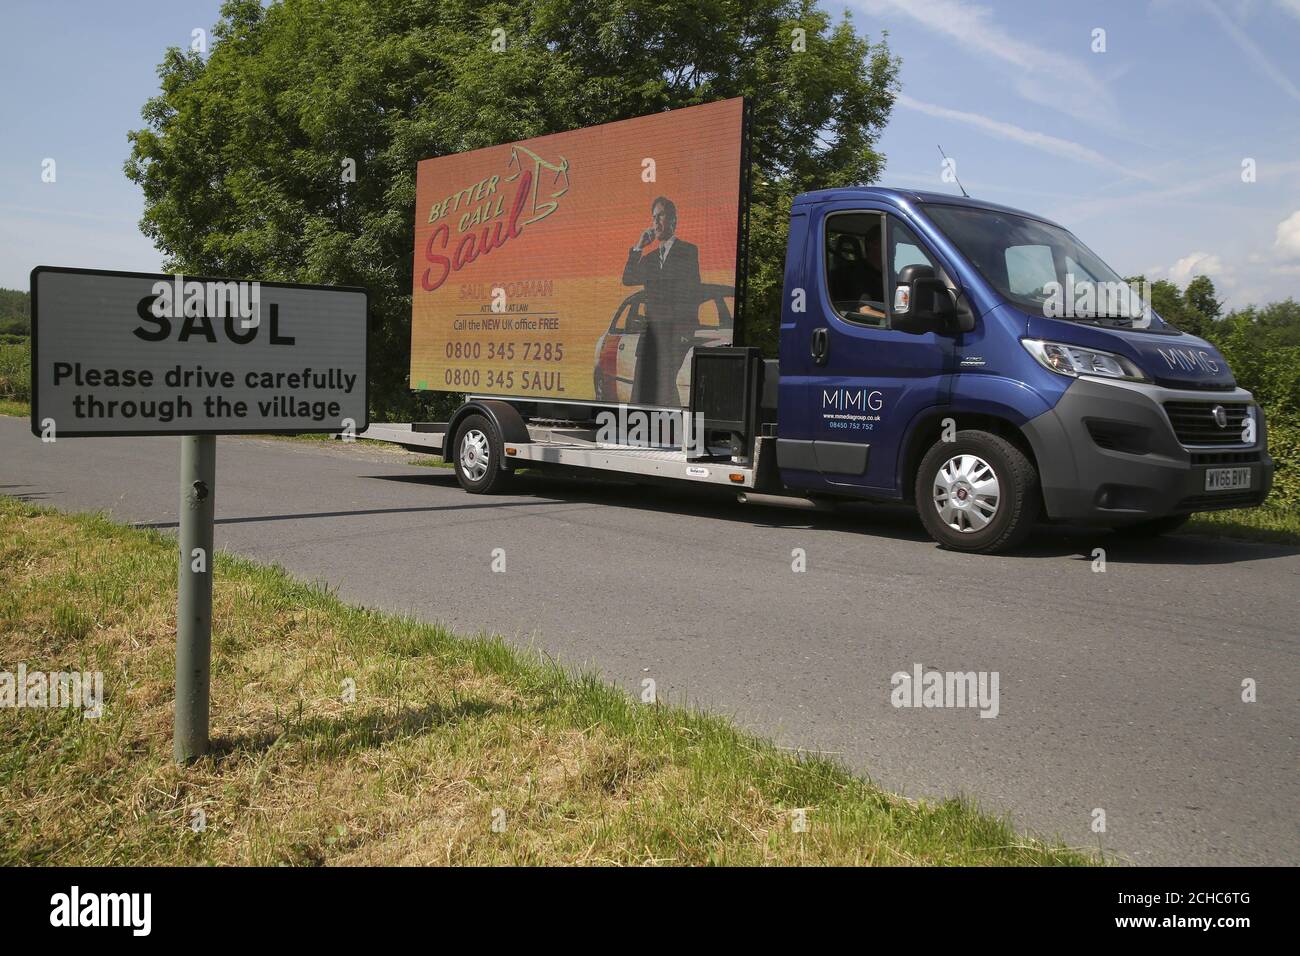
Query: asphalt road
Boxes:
[{"xmin": 3, "ymin": 414, "xmax": 1297, "ymax": 865}]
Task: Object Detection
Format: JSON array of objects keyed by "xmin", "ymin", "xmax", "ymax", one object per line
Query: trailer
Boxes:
[{"xmin": 363, "ymin": 347, "xmax": 785, "ymax": 495}]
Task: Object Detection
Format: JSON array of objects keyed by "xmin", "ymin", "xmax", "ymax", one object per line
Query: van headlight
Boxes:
[{"xmin": 1021, "ymin": 339, "xmax": 1149, "ymax": 382}]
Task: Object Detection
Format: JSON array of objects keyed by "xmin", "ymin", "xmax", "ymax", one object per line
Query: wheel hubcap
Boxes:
[
  {"xmin": 460, "ymin": 428, "xmax": 490, "ymax": 482},
  {"xmin": 933, "ymin": 454, "xmax": 1000, "ymax": 533}
]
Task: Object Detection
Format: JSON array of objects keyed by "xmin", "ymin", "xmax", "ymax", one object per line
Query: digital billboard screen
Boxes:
[{"xmin": 409, "ymin": 97, "xmax": 746, "ymax": 409}]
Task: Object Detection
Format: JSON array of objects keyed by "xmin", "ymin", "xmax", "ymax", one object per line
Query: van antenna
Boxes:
[{"xmin": 937, "ymin": 144, "xmax": 969, "ymax": 198}]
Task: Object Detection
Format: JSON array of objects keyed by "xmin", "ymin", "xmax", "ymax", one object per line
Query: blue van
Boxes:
[
  {"xmin": 434, "ymin": 187, "xmax": 1272, "ymax": 554},
  {"xmin": 772, "ymin": 187, "xmax": 1271, "ymax": 551}
]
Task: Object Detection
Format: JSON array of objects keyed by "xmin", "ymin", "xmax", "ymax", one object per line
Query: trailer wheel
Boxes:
[
  {"xmin": 454, "ymin": 413, "xmax": 513, "ymax": 494},
  {"xmin": 914, "ymin": 430, "xmax": 1040, "ymax": 554}
]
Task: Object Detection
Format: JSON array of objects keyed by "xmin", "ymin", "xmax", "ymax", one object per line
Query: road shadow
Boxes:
[
  {"xmin": 135, "ymin": 497, "xmax": 565, "ymax": 530},
  {"xmin": 360, "ymin": 471, "xmax": 458, "ymax": 486},
  {"xmin": 2, "ymin": 487, "xmax": 54, "ymax": 502},
  {"xmin": 385, "ymin": 469, "xmax": 1295, "ymax": 567}
]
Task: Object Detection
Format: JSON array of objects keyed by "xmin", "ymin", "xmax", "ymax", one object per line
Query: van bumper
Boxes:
[{"xmin": 1021, "ymin": 377, "xmax": 1273, "ymax": 524}]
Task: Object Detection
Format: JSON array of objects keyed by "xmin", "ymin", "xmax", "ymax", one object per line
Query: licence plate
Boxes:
[{"xmin": 1205, "ymin": 467, "xmax": 1251, "ymax": 491}]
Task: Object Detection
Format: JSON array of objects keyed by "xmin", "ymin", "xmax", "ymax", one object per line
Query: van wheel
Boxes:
[
  {"xmin": 1112, "ymin": 514, "xmax": 1190, "ymax": 537},
  {"xmin": 915, "ymin": 430, "xmax": 1040, "ymax": 554},
  {"xmin": 454, "ymin": 413, "xmax": 513, "ymax": 494}
]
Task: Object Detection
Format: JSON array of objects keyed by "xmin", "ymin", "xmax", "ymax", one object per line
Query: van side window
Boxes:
[
  {"xmin": 887, "ymin": 218, "xmax": 941, "ymax": 319},
  {"xmin": 825, "ymin": 211, "xmax": 888, "ymax": 327}
]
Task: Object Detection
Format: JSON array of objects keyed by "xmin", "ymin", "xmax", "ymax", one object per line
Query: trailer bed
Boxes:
[
  {"xmin": 358, "ymin": 422, "xmax": 447, "ymax": 452},
  {"xmin": 360, "ymin": 421, "xmax": 765, "ymax": 489}
]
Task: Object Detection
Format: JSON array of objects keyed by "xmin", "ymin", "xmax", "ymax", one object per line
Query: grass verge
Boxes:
[
  {"xmin": 1184, "ymin": 501, "xmax": 1300, "ymax": 546},
  {"xmin": 0, "ymin": 398, "xmax": 29, "ymax": 418},
  {"xmin": 244, "ymin": 431, "xmax": 452, "ymax": 468},
  {"xmin": 244, "ymin": 432, "xmax": 397, "ymax": 450},
  {"xmin": 0, "ymin": 496, "xmax": 1093, "ymax": 866},
  {"xmin": 0, "ymin": 338, "xmax": 30, "ymax": 409}
]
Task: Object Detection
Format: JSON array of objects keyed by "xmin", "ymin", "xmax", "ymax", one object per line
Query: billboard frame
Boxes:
[
  {"xmin": 409, "ymin": 97, "xmax": 753, "ymax": 411},
  {"xmin": 732, "ymin": 97, "xmax": 754, "ymax": 348}
]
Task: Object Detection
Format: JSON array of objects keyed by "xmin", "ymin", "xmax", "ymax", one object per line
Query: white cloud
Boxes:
[
  {"xmin": 1274, "ymin": 211, "xmax": 1300, "ymax": 259},
  {"xmin": 853, "ymin": 0, "xmax": 1119, "ymax": 126},
  {"xmin": 1201, "ymin": 0, "xmax": 1300, "ymax": 103},
  {"xmin": 895, "ymin": 95, "xmax": 1152, "ymax": 180},
  {"xmin": 1168, "ymin": 251, "xmax": 1234, "ymax": 287},
  {"xmin": 1277, "ymin": 0, "xmax": 1300, "ymax": 21},
  {"xmin": 1142, "ymin": 245, "xmax": 1296, "ymax": 311}
]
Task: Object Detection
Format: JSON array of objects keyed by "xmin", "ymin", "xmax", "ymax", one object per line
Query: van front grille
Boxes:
[{"xmin": 1163, "ymin": 401, "xmax": 1249, "ymax": 446}]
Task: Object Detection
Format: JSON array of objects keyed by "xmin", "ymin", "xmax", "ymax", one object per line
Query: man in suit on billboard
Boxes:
[{"xmin": 622, "ymin": 196, "xmax": 702, "ymax": 406}]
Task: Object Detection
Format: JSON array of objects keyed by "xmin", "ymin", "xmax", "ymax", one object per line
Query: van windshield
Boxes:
[{"xmin": 922, "ymin": 203, "xmax": 1164, "ymax": 329}]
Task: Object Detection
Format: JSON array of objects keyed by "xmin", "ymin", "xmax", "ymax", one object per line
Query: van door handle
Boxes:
[{"xmin": 811, "ymin": 327, "xmax": 829, "ymax": 365}]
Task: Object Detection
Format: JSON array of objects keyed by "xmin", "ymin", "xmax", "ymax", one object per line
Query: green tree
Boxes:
[
  {"xmin": 126, "ymin": 0, "xmax": 899, "ymax": 419},
  {"xmin": 1141, "ymin": 277, "xmax": 1211, "ymax": 337},
  {"xmin": 1195, "ymin": 291, "xmax": 1300, "ymax": 506},
  {"xmin": 1206, "ymin": 312, "xmax": 1300, "ymax": 504},
  {"xmin": 0, "ymin": 288, "xmax": 29, "ymax": 335},
  {"xmin": 1220, "ymin": 298, "xmax": 1300, "ymax": 348},
  {"xmin": 1183, "ymin": 274, "xmax": 1222, "ymax": 321}
]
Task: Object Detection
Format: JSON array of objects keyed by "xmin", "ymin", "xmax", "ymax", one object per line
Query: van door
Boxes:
[{"xmin": 779, "ymin": 205, "xmax": 953, "ymax": 495}]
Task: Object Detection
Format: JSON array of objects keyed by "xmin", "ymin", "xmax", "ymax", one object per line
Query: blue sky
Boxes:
[
  {"xmin": 851, "ymin": 0, "xmax": 1300, "ymax": 308},
  {"xmin": 3, "ymin": 0, "xmax": 1299, "ymax": 309}
]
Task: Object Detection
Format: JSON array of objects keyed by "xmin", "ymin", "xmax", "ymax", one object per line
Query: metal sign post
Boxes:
[{"xmin": 174, "ymin": 434, "xmax": 216, "ymax": 763}]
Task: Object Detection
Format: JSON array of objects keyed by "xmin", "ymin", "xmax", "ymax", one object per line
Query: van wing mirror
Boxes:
[{"xmin": 892, "ymin": 265, "xmax": 961, "ymax": 334}]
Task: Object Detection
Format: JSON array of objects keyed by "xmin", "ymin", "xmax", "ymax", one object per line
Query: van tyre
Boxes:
[
  {"xmin": 915, "ymin": 430, "xmax": 1040, "ymax": 554},
  {"xmin": 454, "ymin": 413, "xmax": 513, "ymax": 494}
]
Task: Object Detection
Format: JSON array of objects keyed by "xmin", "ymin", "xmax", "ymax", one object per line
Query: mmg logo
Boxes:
[
  {"xmin": 822, "ymin": 388, "xmax": 883, "ymax": 412},
  {"xmin": 1156, "ymin": 347, "xmax": 1219, "ymax": 374}
]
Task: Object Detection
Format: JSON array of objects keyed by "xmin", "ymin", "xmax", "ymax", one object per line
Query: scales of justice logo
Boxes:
[{"xmin": 420, "ymin": 145, "xmax": 571, "ymax": 292}]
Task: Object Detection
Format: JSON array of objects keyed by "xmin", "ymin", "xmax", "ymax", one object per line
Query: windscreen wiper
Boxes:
[{"xmin": 1076, "ymin": 314, "xmax": 1136, "ymax": 327}]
